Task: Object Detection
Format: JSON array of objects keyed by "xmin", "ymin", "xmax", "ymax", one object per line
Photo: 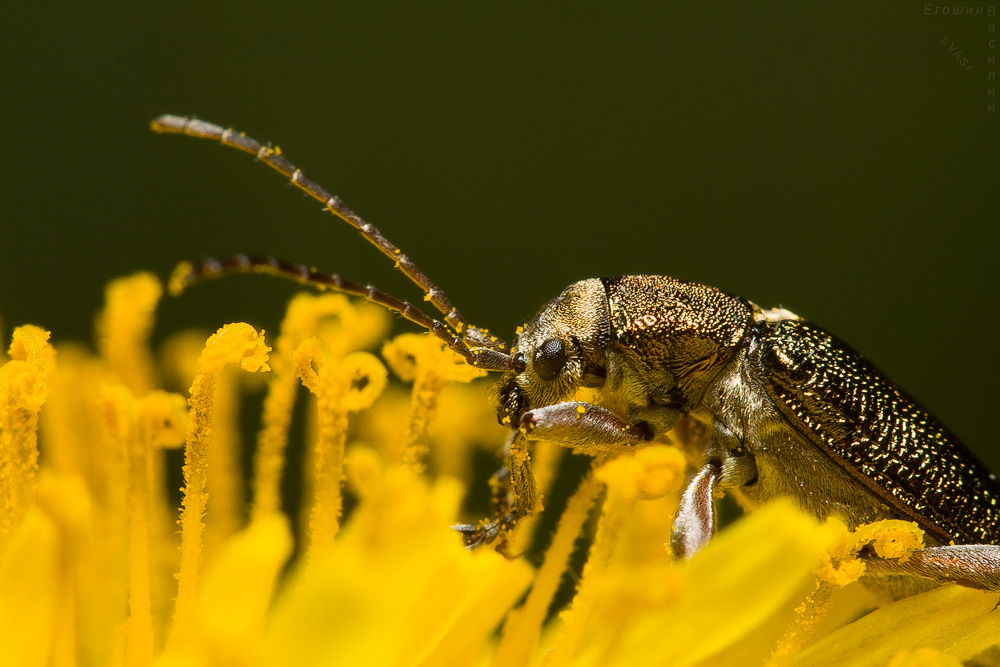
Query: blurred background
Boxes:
[{"xmin": 2, "ymin": 4, "xmax": 997, "ymax": 468}]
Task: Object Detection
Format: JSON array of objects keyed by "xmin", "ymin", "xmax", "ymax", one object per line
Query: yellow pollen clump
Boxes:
[{"xmin": 817, "ymin": 519, "xmax": 926, "ymax": 589}]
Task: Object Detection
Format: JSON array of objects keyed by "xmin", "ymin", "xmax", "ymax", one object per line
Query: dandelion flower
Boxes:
[{"xmin": 1, "ymin": 272, "xmax": 998, "ymax": 667}]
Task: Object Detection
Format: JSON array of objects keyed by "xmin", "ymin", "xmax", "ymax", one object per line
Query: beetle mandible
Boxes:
[{"xmin": 152, "ymin": 115, "xmax": 1000, "ymax": 597}]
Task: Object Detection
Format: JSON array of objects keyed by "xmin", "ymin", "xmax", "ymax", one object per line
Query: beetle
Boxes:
[{"xmin": 152, "ymin": 115, "xmax": 1000, "ymax": 596}]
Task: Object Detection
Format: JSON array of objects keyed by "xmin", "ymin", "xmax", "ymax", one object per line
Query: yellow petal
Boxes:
[
  {"xmin": 0, "ymin": 509, "xmax": 59, "ymax": 667},
  {"xmin": 887, "ymin": 647, "xmax": 963, "ymax": 667},
  {"xmin": 790, "ymin": 585, "xmax": 1000, "ymax": 666},
  {"xmin": 571, "ymin": 500, "xmax": 836, "ymax": 667},
  {"xmin": 199, "ymin": 513, "xmax": 292, "ymax": 660},
  {"xmin": 259, "ymin": 469, "xmax": 533, "ymax": 667}
]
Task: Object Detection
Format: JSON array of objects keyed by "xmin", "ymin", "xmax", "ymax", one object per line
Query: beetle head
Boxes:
[{"xmin": 495, "ymin": 279, "xmax": 612, "ymax": 424}]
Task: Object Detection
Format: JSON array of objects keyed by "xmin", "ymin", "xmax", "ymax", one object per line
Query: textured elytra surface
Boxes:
[{"xmin": 761, "ymin": 319, "xmax": 1000, "ymax": 545}]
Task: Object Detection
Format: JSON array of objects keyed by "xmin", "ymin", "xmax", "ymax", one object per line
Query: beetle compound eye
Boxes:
[{"xmin": 533, "ymin": 338, "xmax": 568, "ymax": 381}]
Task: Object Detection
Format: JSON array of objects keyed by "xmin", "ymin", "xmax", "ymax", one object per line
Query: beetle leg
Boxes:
[
  {"xmin": 670, "ymin": 460, "xmax": 722, "ymax": 559},
  {"xmin": 455, "ymin": 402, "xmax": 649, "ymax": 553},
  {"xmin": 452, "ymin": 519, "xmax": 500, "ymax": 549},
  {"xmin": 487, "ymin": 464, "xmax": 513, "ymax": 521},
  {"xmin": 508, "ymin": 429, "xmax": 538, "ymax": 524},
  {"xmin": 861, "ymin": 544, "xmax": 1000, "ymax": 592},
  {"xmin": 453, "ymin": 464, "xmax": 513, "ymax": 549},
  {"xmin": 454, "ymin": 430, "xmax": 538, "ymax": 554},
  {"xmin": 519, "ymin": 401, "xmax": 652, "ymax": 454}
]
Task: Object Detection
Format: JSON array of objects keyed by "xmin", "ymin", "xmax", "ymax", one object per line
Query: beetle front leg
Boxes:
[
  {"xmin": 453, "ymin": 463, "xmax": 513, "ymax": 549},
  {"xmin": 455, "ymin": 401, "xmax": 650, "ymax": 552},
  {"xmin": 520, "ymin": 401, "xmax": 653, "ymax": 454},
  {"xmin": 454, "ymin": 429, "xmax": 539, "ymax": 553}
]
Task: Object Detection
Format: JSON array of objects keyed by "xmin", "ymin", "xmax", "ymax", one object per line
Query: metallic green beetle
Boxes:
[{"xmin": 154, "ymin": 115, "xmax": 1000, "ymax": 598}]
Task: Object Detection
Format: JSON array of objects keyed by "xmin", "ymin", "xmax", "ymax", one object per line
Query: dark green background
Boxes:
[{"xmin": 2, "ymin": 5, "xmax": 997, "ymax": 468}]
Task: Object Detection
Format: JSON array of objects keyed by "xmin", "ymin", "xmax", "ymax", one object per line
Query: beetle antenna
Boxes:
[
  {"xmin": 151, "ymin": 114, "xmax": 509, "ymax": 355},
  {"xmin": 169, "ymin": 254, "xmax": 515, "ymax": 371}
]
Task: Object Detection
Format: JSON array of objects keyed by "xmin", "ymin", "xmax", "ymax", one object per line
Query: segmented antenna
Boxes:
[{"xmin": 152, "ymin": 115, "xmax": 514, "ymax": 371}]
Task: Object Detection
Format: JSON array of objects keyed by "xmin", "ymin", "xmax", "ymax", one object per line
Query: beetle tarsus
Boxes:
[{"xmin": 452, "ymin": 521, "xmax": 500, "ymax": 549}]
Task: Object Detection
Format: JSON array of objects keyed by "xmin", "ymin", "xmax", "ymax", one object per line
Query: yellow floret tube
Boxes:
[
  {"xmin": 294, "ymin": 338, "xmax": 387, "ymax": 562},
  {"xmin": 0, "ymin": 325, "xmax": 55, "ymax": 548},
  {"xmin": 95, "ymin": 272, "xmax": 162, "ymax": 397},
  {"xmin": 253, "ymin": 293, "xmax": 384, "ymax": 520},
  {"xmin": 382, "ymin": 333, "xmax": 486, "ymax": 472},
  {"xmin": 171, "ymin": 323, "xmax": 271, "ymax": 637}
]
